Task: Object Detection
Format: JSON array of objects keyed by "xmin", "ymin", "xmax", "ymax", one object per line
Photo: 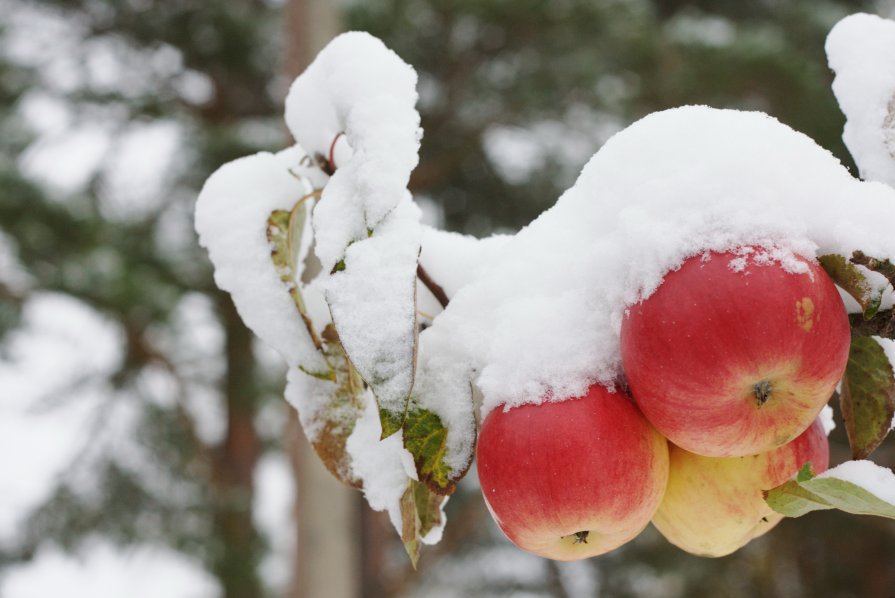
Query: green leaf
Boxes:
[
  {"xmin": 399, "ymin": 479, "xmax": 446, "ymax": 568},
  {"xmin": 819, "ymin": 254, "xmax": 884, "ymax": 319},
  {"xmin": 840, "ymin": 336, "xmax": 895, "ymax": 460},
  {"xmin": 765, "ymin": 463, "xmax": 895, "ymax": 520},
  {"xmin": 796, "ymin": 462, "xmax": 816, "ymax": 482},
  {"xmin": 402, "ymin": 407, "xmax": 456, "ymax": 495}
]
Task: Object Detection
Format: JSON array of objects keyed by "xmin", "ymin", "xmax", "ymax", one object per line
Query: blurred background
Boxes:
[{"xmin": 2, "ymin": 0, "xmax": 895, "ymax": 596}]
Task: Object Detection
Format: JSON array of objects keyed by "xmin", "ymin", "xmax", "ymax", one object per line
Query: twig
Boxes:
[
  {"xmin": 851, "ymin": 251, "xmax": 895, "ymax": 290},
  {"xmin": 849, "ymin": 309, "xmax": 895, "ymax": 339},
  {"xmin": 417, "ymin": 263, "xmax": 450, "ymax": 309}
]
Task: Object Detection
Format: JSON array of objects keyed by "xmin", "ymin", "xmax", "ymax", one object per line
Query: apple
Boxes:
[
  {"xmin": 476, "ymin": 384, "xmax": 669, "ymax": 560},
  {"xmin": 620, "ymin": 247, "xmax": 849, "ymax": 457},
  {"xmin": 652, "ymin": 417, "xmax": 829, "ymax": 557}
]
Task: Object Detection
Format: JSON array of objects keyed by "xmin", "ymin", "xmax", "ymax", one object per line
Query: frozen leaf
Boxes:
[
  {"xmin": 818, "ymin": 254, "xmax": 884, "ymax": 319},
  {"xmin": 765, "ymin": 460, "xmax": 895, "ymax": 519},
  {"xmin": 840, "ymin": 336, "xmax": 895, "ymax": 459},
  {"xmin": 399, "ymin": 479, "xmax": 447, "ymax": 568}
]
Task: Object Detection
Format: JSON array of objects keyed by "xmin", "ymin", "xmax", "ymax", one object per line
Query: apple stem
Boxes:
[{"xmin": 753, "ymin": 380, "xmax": 773, "ymax": 406}]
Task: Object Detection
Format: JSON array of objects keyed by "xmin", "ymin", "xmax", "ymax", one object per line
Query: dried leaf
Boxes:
[
  {"xmin": 312, "ymin": 325, "xmax": 365, "ymax": 486},
  {"xmin": 840, "ymin": 336, "xmax": 895, "ymax": 459},
  {"xmin": 267, "ymin": 205, "xmax": 326, "ymax": 356},
  {"xmin": 399, "ymin": 479, "xmax": 446, "ymax": 568}
]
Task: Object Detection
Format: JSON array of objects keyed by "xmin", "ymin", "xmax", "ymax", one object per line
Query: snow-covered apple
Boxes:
[
  {"xmin": 476, "ymin": 384, "xmax": 669, "ymax": 561},
  {"xmin": 652, "ymin": 417, "xmax": 829, "ymax": 557},
  {"xmin": 621, "ymin": 247, "xmax": 849, "ymax": 457}
]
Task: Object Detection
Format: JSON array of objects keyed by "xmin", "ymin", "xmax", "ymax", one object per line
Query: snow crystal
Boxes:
[
  {"xmin": 285, "ymin": 31, "xmax": 421, "ymax": 273},
  {"xmin": 818, "ymin": 459, "xmax": 895, "ymax": 505},
  {"xmin": 194, "ymin": 146, "xmax": 328, "ymax": 373},
  {"xmin": 827, "ymin": 13, "xmax": 895, "ymax": 187},
  {"xmin": 414, "ymin": 107, "xmax": 895, "ymax": 436}
]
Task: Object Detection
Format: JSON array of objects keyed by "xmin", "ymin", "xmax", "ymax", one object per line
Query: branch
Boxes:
[
  {"xmin": 417, "ymin": 263, "xmax": 450, "ymax": 309},
  {"xmin": 849, "ymin": 309, "xmax": 895, "ymax": 339},
  {"xmin": 851, "ymin": 251, "xmax": 895, "ymax": 290}
]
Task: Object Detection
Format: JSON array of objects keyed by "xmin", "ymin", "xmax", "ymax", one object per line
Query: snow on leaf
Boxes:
[
  {"xmin": 284, "ymin": 31, "xmax": 421, "ymax": 272},
  {"xmin": 399, "ymin": 479, "xmax": 447, "ymax": 569},
  {"xmin": 840, "ymin": 336, "xmax": 895, "ymax": 459},
  {"xmin": 827, "ymin": 13, "xmax": 895, "ymax": 187},
  {"xmin": 323, "ymin": 198, "xmax": 422, "ymax": 437},
  {"xmin": 194, "ymin": 147, "xmax": 328, "ymax": 374},
  {"xmin": 267, "ymin": 204, "xmax": 325, "ymax": 355},
  {"xmin": 818, "ymin": 254, "xmax": 884, "ymax": 319},
  {"xmin": 311, "ymin": 325, "xmax": 366, "ymax": 486},
  {"xmin": 765, "ymin": 460, "xmax": 895, "ymax": 519},
  {"xmin": 285, "ymin": 32, "xmax": 423, "ymax": 438}
]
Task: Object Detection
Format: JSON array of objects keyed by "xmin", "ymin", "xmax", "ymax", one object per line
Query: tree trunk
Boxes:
[
  {"xmin": 211, "ymin": 295, "xmax": 263, "ymax": 598},
  {"xmin": 281, "ymin": 2, "xmax": 362, "ymax": 598}
]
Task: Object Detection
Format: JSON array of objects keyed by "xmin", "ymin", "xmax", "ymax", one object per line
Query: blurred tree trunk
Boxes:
[
  {"xmin": 212, "ymin": 296, "xmax": 264, "ymax": 598},
  {"xmin": 282, "ymin": 2, "xmax": 362, "ymax": 598}
]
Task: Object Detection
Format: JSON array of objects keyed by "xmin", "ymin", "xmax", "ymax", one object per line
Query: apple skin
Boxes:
[
  {"xmin": 652, "ymin": 417, "xmax": 829, "ymax": 557},
  {"xmin": 476, "ymin": 384, "xmax": 669, "ymax": 561},
  {"xmin": 620, "ymin": 248, "xmax": 849, "ymax": 457}
]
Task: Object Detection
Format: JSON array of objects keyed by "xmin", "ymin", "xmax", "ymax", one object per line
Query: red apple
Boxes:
[
  {"xmin": 621, "ymin": 247, "xmax": 849, "ymax": 457},
  {"xmin": 476, "ymin": 384, "xmax": 669, "ymax": 560},
  {"xmin": 652, "ymin": 417, "xmax": 829, "ymax": 557}
]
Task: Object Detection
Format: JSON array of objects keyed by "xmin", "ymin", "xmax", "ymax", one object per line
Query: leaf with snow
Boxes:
[
  {"xmin": 324, "ymin": 198, "xmax": 422, "ymax": 438},
  {"xmin": 840, "ymin": 336, "xmax": 895, "ymax": 459},
  {"xmin": 818, "ymin": 254, "xmax": 884, "ymax": 319},
  {"xmin": 194, "ymin": 147, "xmax": 328, "ymax": 374},
  {"xmin": 285, "ymin": 32, "xmax": 424, "ymax": 437},
  {"xmin": 765, "ymin": 460, "xmax": 895, "ymax": 519},
  {"xmin": 401, "ymin": 406, "xmax": 457, "ymax": 495},
  {"xmin": 400, "ymin": 479, "xmax": 447, "ymax": 568},
  {"xmin": 827, "ymin": 13, "xmax": 895, "ymax": 187},
  {"xmin": 303, "ymin": 325, "xmax": 367, "ymax": 486},
  {"xmin": 267, "ymin": 204, "xmax": 325, "ymax": 356}
]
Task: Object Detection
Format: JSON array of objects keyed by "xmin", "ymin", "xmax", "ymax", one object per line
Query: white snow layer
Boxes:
[
  {"xmin": 285, "ymin": 31, "xmax": 424, "ymax": 418},
  {"xmin": 818, "ymin": 460, "xmax": 895, "ymax": 506},
  {"xmin": 285, "ymin": 31, "xmax": 422, "ymax": 273},
  {"xmin": 414, "ymin": 105, "xmax": 895, "ymax": 454},
  {"xmin": 195, "ymin": 146, "xmax": 328, "ymax": 374},
  {"xmin": 827, "ymin": 13, "xmax": 895, "ymax": 187}
]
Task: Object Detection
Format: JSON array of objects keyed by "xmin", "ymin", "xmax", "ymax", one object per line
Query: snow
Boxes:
[
  {"xmin": 820, "ymin": 405, "xmax": 836, "ymax": 436},
  {"xmin": 818, "ymin": 459, "xmax": 895, "ymax": 505},
  {"xmin": 343, "ymin": 390, "xmax": 445, "ymax": 541},
  {"xmin": 194, "ymin": 146, "xmax": 329, "ymax": 375},
  {"xmin": 827, "ymin": 13, "xmax": 895, "ymax": 187},
  {"xmin": 284, "ymin": 31, "xmax": 422, "ymax": 273},
  {"xmin": 0, "ymin": 540, "xmax": 218, "ymax": 598},
  {"xmin": 323, "ymin": 196, "xmax": 422, "ymax": 417},
  {"xmin": 416, "ymin": 106, "xmax": 895, "ymax": 447}
]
